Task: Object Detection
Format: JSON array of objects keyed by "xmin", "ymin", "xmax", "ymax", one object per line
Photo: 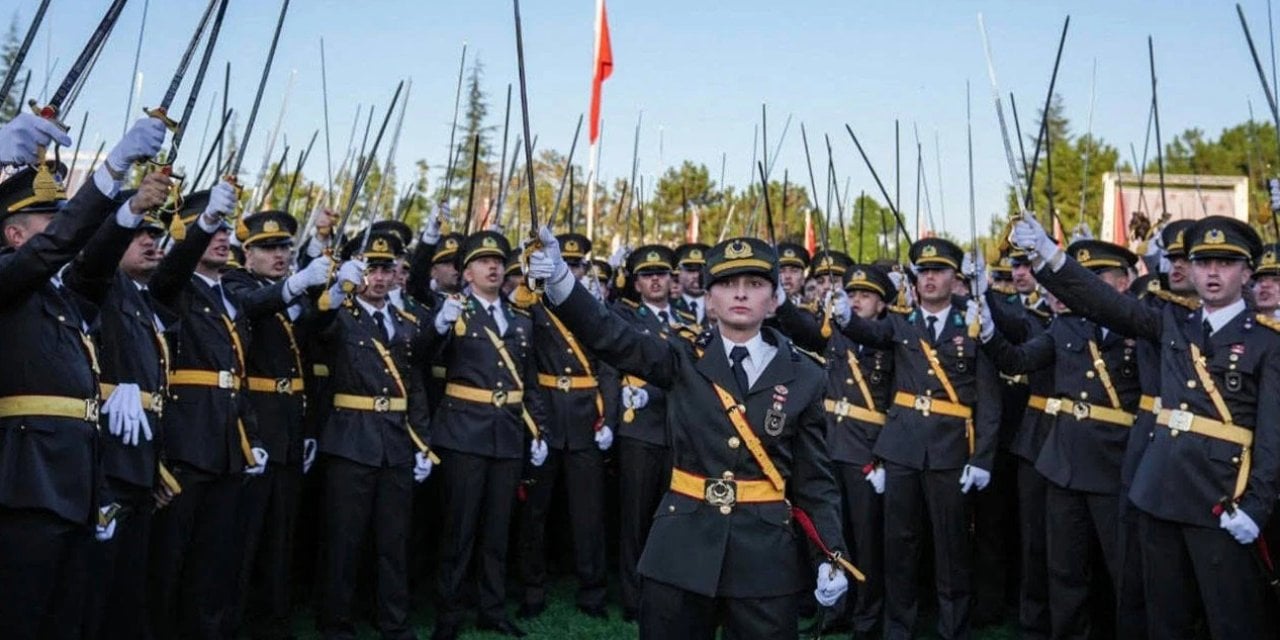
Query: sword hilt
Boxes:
[
  {"xmin": 143, "ymin": 106, "xmax": 181, "ymax": 133},
  {"xmin": 29, "ymin": 99, "xmax": 69, "ymax": 132}
]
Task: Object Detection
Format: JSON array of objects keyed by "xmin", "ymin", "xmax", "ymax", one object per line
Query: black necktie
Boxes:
[
  {"xmin": 926, "ymin": 315, "xmax": 939, "ymax": 344},
  {"xmin": 729, "ymin": 345, "xmax": 751, "ymax": 396},
  {"xmin": 210, "ymin": 283, "xmax": 225, "ymax": 310},
  {"xmin": 1202, "ymin": 318, "xmax": 1214, "ymax": 356},
  {"xmin": 689, "ymin": 301, "xmax": 698, "ymax": 319},
  {"xmin": 659, "ymin": 310, "xmax": 670, "ymax": 325},
  {"xmin": 372, "ymin": 311, "xmax": 391, "ymax": 344}
]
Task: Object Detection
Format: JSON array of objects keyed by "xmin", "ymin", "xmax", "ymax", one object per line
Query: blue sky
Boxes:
[{"xmin": 7, "ymin": 0, "xmax": 1276, "ymax": 237}]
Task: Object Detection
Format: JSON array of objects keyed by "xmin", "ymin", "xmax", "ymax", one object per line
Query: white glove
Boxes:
[
  {"xmin": 106, "ymin": 117, "xmax": 167, "ymax": 174},
  {"xmin": 1270, "ymin": 178, "xmax": 1280, "ymax": 212},
  {"xmin": 302, "ymin": 438, "xmax": 317, "ymax": 474},
  {"xmin": 420, "ymin": 213, "xmax": 442, "ymax": 245},
  {"xmin": 530, "ymin": 438, "xmax": 548, "ymax": 467},
  {"xmin": 1010, "ymin": 215, "xmax": 1060, "ymax": 266},
  {"xmin": 830, "ymin": 289, "xmax": 851, "ymax": 327},
  {"xmin": 608, "ymin": 245, "xmax": 628, "ymax": 268},
  {"xmin": 433, "ymin": 295, "xmax": 464, "ymax": 334},
  {"xmin": 887, "ymin": 270, "xmax": 911, "ymax": 306},
  {"xmin": 1070, "ymin": 223, "xmax": 1094, "ymax": 243},
  {"xmin": 595, "ymin": 425, "xmax": 614, "ymax": 451},
  {"xmin": 529, "ymin": 226, "xmax": 572, "ymax": 303},
  {"xmin": 865, "ymin": 465, "xmax": 885, "ymax": 494},
  {"xmin": 621, "ymin": 385, "xmax": 649, "ymax": 409},
  {"xmin": 101, "ymin": 383, "xmax": 153, "ymax": 446},
  {"xmin": 244, "ymin": 447, "xmax": 269, "ymax": 475},
  {"xmin": 814, "ymin": 562, "xmax": 849, "ymax": 607},
  {"xmin": 0, "ymin": 112, "xmax": 73, "ymax": 165},
  {"xmin": 95, "ymin": 505, "xmax": 119, "ymax": 542},
  {"xmin": 414, "ymin": 451, "xmax": 433, "ymax": 483},
  {"xmin": 201, "ymin": 180, "xmax": 239, "ymax": 225},
  {"xmin": 963, "ymin": 253, "xmax": 989, "ymax": 299},
  {"xmin": 959, "ymin": 464, "xmax": 991, "ymax": 494},
  {"xmin": 285, "ymin": 255, "xmax": 333, "ymax": 298},
  {"xmin": 978, "ymin": 301, "xmax": 995, "ymax": 343},
  {"xmin": 436, "ymin": 202, "xmax": 451, "ymax": 222},
  {"xmin": 1220, "ymin": 508, "xmax": 1261, "ymax": 544}
]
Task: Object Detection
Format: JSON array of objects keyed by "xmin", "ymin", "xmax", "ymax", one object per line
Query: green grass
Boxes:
[{"xmin": 287, "ymin": 577, "xmax": 1019, "ymax": 639}]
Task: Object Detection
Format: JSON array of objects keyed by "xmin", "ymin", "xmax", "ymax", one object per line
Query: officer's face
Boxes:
[
  {"xmin": 1098, "ymin": 268, "xmax": 1131, "ymax": 295},
  {"xmin": 120, "ymin": 229, "xmax": 163, "ymax": 280},
  {"xmin": 1, "ymin": 212, "xmax": 52, "ymax": 248},
  {"xmin": 915, "ymin": 267, "xmax": 955, "ymax": 307},
  {"xmin": 803, "ymin": 279, "xmax": 818, "ymax": 303},
  {"xmin": 360, "ymin": 263, "xmax": 396, "ymax": 302},
  {"xmin": 502, "ymin": 273, "xmax": 522, "ymax": 296},
  {"xmin": 679, "ymin": 266, "xmax": 704, "ymax": 296},
  {"xmin": 1191, "ymin": 258, "xmax": 1251, "ymax": 310},
  {"xmin": 779, "ymin": 265, "xmax": 805, "ymax": 296},
  {"xmin": 814, "ymin": 273, "xmax": 839, "ymax": 298},
  {"xmin": 1011, "ymin": 262, "xmax": 1036, "ymax": 294},
  {"xmin": 568, "ymin": 261, "xmax": 587, "ymax": 280},
  {"xmin": 396, "ymin": 261, "xmax": 410, "ymax": 288},
  {"xmin": 634, "ymin": 271, "xmax": 671, "ymax": 305},
  {"xmin": 432, "ymin": 262, "xmax": 460, "ymax": 292},
  {"xmin": 1255, "ymin": 274, "xmax": 1280, "ymax": 313},
  {"xmin": 201, "ymin": 228, "xmax": 231, "ymax": 270},
  {"xmin": 1168, "ymin": 256, "xmax": 1193, "ymax": 294},
  {"xmin": 851, "ymin": 289, "xmax": 886, "ymax": 320},
  {"xmin": 464, "ymin": 256, "xmax": 504, "ymax": 297},
  {"xmin": 246, "ymin": 243, "xmax": 292, "ymax": 279},
  {"xmin": 708, "ymin": 274, "xmax": 777, "ymax": 332}
]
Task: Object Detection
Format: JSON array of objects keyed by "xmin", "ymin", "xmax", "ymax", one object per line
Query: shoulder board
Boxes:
[
  {"xmin": 675, "ymin": 325, "xmax": 700, "ymax": 341},
  {"xmin": 619, "ymin": 298, "xmax": 639, "ymax": 309},
  {"xmin": 695, "ymin": 329, "xmax": 714, "ymax": 349},
  {"xmin": 1152, "ymin": 289, "xmax": 1201, "ymax": 311},
  {"xmin": 395, "ymin": 308, "xmax": 418, "ymax": 324},
  {"xmin": 1256, "ymin": 313, "xmax": 1280, "ymax": 333},
  {"xmin": 675, "ymin": 309, "xmax": 697, "ymax": 322},
  {"xmin": 790, "ymin": 344, "xmax": 826, "ymax": 365},
  {"xmin": 509, "ymin": 306, "xmax": 531, "ymax": 317},
  {"xmin": 1026, "ymin": 305, "xmax": 1051, "ymax": 319}
]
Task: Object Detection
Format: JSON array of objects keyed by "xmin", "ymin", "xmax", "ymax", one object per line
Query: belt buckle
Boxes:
[
  {"xmin": 217, "ymin": 370, "xmax": 234, "ymax": 389},
  {"xmin": 556, "ymin": 375, "xmax": 572, "ymax": 392},
  {"xmin": 275, "ymin": 377, "xmax": 292, "ymax": 394},
  {"xmin": 491, "ymin": 390, "xmax": 508, "ymax": 407},
  {"xmin": 1168, "ymin": 409, "xmax": 1193, "ymax": 433},
  {"xmin": 1151, "ymin": 397, "xmax": 1163, "ymax": 414},
  {"xmin": 1044, "ymin": 398, "xmax": 1062, "ymax": 416},
  {"xmin": 373, "ymin": 396, "xmax": 391, "ymax": 413},
  {"xmin": 913, "ymin": 395, "xmax": 932, "ymax": 416},
  {"xmin": 704, "ymin": 478, "xmax": 737, "ymax": 508},
  {"xmin": 84, "ymin": 399, "xmax": 100, "ymax": 422},
  {"xmin": 150, "ymin": 392, "xmax": 165, "ymax": 416},
  {"xmin": 1072, "ymin": 402, "xmax": 1090, "ymax": 421},
  {"xmin": 833, "ymin": 399, "xmax": 851, "ymax": 417}
]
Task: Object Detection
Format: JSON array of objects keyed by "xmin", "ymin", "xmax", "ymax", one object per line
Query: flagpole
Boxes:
[{"xmin": 586, "ymin": 140, "xmax": 599, "ymax": 242}]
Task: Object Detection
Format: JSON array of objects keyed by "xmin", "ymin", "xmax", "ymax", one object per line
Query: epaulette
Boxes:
[
  {"xmin": 1152, "ymin": 288, "xmax": 1200, "ymax": 311},
  {"xmin": 695, "ymin": 328, "xmax": 714, "ymax": 349},
  {"xmin": 888, "ymin": 304, "xmax": 912, "ymax": 315},
  {"xmin": 790, "ymin": 343, "xmax": 826, "ymax": 365},
  {"xmin": 395, "ymin": 308, "xmax": 418, "ymax": 325},
  {"xmin": 1256, "ymin": 313, "xmax": 1280, "ymax": 333},
  {"xmin": 674, "ymin": 324, "xmax": 700, "ymax": 342},
  {"xmin": 1026, "ymin": 305, "xmax": 1051, "ymax": 319},
  {"xmin": 620, "ymin": 298, "xmax": 639, "ymax": 310},
  {"xmin": 509, "ymin": 306, "xmax": 531, "ymax": 317}
]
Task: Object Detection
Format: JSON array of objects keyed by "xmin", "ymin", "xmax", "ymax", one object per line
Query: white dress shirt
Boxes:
[
  {"xmin": 475, "ymin": 294, "xmax": 508, "ymax": 336},
  {"xmin": 1202, "ymin": 297, "xmax": 1248, "ymax": 335},
  {"xmin": 193, "ymin": 272, "xmax": 236, "ymax": 320},
  {"xmin": 722, "ymin": 331, "xmax": 778, "ymax": 389},
  {"xmin": 682, "ymin": 293, "xmax": 706, "ymax": 324},
  {"xmin": 920, "ymin": 305, "xmax": 952, "ymax": 341},
  {"xmin": 356, "ymin": 296, "xmax": 396, "ymax": 340}
]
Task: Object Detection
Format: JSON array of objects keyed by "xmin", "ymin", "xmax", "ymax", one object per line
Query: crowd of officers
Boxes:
[{"xmin": 2, "ymin": 109, "xmax": 1280, "ymax": 640}]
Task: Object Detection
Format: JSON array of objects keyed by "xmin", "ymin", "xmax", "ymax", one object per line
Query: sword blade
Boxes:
[
  {"xmin": 0, "ymin": 0, "xmax": 52, "ymax": 105},
  {"xmin": 47, "ymin": 0, "xmax": 130, "ymax": 114},
  {"xmin": 229, "ymin": 0, "xmax": 289, "ymax": 176}
]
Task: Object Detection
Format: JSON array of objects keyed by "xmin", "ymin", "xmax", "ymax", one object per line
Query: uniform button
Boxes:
[
  {"xmin": 1080, "ymin": 392, "xmax": 1088, "ymax": 399},
  {"xmin": 57, "ymin": 315, "xmax": 65, "ymax": 322},
  {"xmin": 1232, "ymin": 456, "xmax": 1241, "ymax": 464},
  {"xmin": 1187, "ymin": 380, "xmax": 1197, "ymax": 389},
  {"xmin": 719, "ymin": 505, "xmax": 732, "ymax": 515},
  {"xmin": 1180, "ymin": 403, "xmax": 1188, "ymax": 410},
  {"xmin": 722, "ymin": 471, "xmax": 734, "ymax": 481},
  {"xmin": 846, "ymin": 379, "xmax": 854, "ymax": 385},
  {"xmin": 927, "ymin": 370, "xmax": 935, "ymax": 377},
  {"xmin": 566, "ymin": 349, "xmax": 574, "ymax": 354},
  {"xmin": 668, "ymin": 505, "xmax": 676, "ymax": 513},
  {"xmin": 497, "ymin": 382, "xmax": 504, "ymax": 388},
  {"xmin": 1085, "ymin": 371, "xmax": 1095, "ymax": 379},
  {"xmin": 728, "ymin": 437, "xmax": 741, "ymax": 449},
  {"xmin": 564, "ymin": 367, "xmax": 572, "ymax": 373}
]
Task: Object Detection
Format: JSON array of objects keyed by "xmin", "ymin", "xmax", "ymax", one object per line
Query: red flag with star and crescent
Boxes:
[{"xmin": 589, "ymin": 0, "xmax": 613, "ymax": 144}]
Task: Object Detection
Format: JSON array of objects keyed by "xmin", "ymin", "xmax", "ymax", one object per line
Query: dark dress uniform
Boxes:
[
  {"xmin": 1034, "ymin": 216, "xmax": 1280, "ymax": 638},
  {"xmin": 68, "ymin": 208, "xmax": 179, "ymax": 640},
  {"xmin": 775, "ymin": 264, "xmax": 898, "ymax": 638},
  {"xmin": 314, "ymin": 231, "xmax": 433, "ymax": 639},
  {"xmin": 0, "ymin": 165, "xmax": 125, "ymax": 639},
  {"xmin": 430, "ymin": 231, "xmax": 550, "ymax": 637},
  {"xmin": 671, "ymin": 242, "xmax": 710, "ymax": 326},
  {"xmin": 147, "ymin": 204, "xmax": 264, "ymax": 640},
  {"xmin": 609, "ymin": 245, "xmax": 680, "ymax": 619},
  {"xmin": 518, "ymin": 293, "xmax": 609, "ymax": 615},
  {"xmin": 981, "ymin": 239, "xmax": 1144, "ymax": 640},
  {"xmin": 549, "ymin": 237, "xmax": 850, "ymax": 640},
  {"xmin": 222, "ymin": 210, "xmax": 313, "ymax": 638},
  {"xmin": 839, "ymin": 239, "xmax": 1002, "ymax": 640}
]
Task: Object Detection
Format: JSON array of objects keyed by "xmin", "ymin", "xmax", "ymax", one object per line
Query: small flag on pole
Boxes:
[{"xmin": 589, "ymin": 0, "xmax": 613, "ymax": 145}]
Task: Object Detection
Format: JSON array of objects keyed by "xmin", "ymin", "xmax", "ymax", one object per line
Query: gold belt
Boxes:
[
  {"xmin": 669, "ymin": 467, "xmax": 785, "ymax": 513},
  {"xmin": 0, "ymin": 395, "xmax": 99, "ymax": 422},
  {"xmin": 445, "ymin": 382, "xmax": 524, "ymax": 407},
  {"xmin": 332, "ymin": 393, "xmax": 407, "ymax": 413},
  {"xmin": 169, "ymin": 369, "xmax": 240, "ymax": 389},
  {"xmin": 99, "ymin": 383, "xmax": 165, "ymax": 416},
  {"xmin": 1140, "ymin": 395, "xmax": 1161, "ymax": 414},
  {"xmin": 892, "ymin": 391, "xmax": 972, "ymax": 418},
  {"xmin": 823, "ymin": 398, "xmax": 887, "ymax": 426},
  {"xmin": 1028, "ymin": 396, "xmax": 1135, "ymax": 427},
  {"xmin": 536, "ymin": 373, "xmax": 598, "ymax": 392},
  {"xmin": 1156, "ymin": 408, "xmax": 1253, "ymax": 499},
  {"xmin": 246, "ymin": 376, "xmax": 305, "ymax": 394}
]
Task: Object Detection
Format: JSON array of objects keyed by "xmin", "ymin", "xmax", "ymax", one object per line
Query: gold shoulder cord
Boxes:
[{"xmin": 1087, "ymin": 340, "xmax": 1122, "ymax": 409}]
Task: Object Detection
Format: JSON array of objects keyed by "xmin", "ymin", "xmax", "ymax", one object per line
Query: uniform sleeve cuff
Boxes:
[
  {"xmin": 114, "ymin": 201, "xmax": 144, "ymax": 228},
  {"xmin": 92, "ymin": 164, "xmax": 122, "ymax": 199},
  {"xmin": 196, "ymin": 213, "xmax": 221, "ymax": 234}
]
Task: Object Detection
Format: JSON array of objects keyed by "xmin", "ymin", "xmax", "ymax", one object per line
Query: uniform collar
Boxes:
[{"xmin": 1202, "ymin": 298, "xmax": 1247, "ymax": 334}]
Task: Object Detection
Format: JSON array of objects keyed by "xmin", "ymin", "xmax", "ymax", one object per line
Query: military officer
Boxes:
[
  {"xmin": 0, "ymin": 113, "xmax": 164, "ymax": 639},
  {"xmin": 980, "ymin": 240, "xmax": 1143, "ymax": 639},
  {"xmin": 835, "ymin": 237, "xmax": 1002, "ymax": 640},
  {"xmin": 672, "ymin": 242, "xmax": 710, "ymax": 326},
  {"xmin": 428, "ymin": 230, "xmax": 550, "ymax": 640},
  {"xmin": 1014, "ymin": 214, "xmax": 1280, "ymax": 638},
  {"xmin": 1252, "ymin": 244, "xmax": 1280, "ymax": 316},
  {"xmin": 610, "ymin": 244, "xmax": 681, "ymax": 621},
  {"xmin": 776, "ymin": 241, "xmax": 811, "ymax": 304},
  {"xmin": 530, "ymin": 231, "xmax": 854, "ymax": 639},
  {"xmin": 146, "ymin": 180, "xmax": 270, "ymax": 639},
  {"xmin": 517, "ymin": 232, "xmax": 611, "ymax": 620}
]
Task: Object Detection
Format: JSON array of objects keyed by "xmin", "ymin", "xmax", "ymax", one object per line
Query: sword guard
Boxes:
[
  {"xmin": 28, "ymin": 100, "xmax": 69, "ymax": 131},
  {"xmin": 143, "ymin": 106, "xmax": 180, "ymax": 132}
]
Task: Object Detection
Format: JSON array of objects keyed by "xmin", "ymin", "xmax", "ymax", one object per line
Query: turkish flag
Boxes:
[
  {"xmin": 805, "ymin": 208, "xmax": 816, "ymax": 255},
  {"xmin": 589, "ymin": 0, "xmax": 613, "ymax": 144}
]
